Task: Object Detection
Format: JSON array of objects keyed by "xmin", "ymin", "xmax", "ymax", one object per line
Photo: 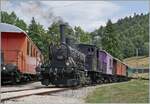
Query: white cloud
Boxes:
[
  {"xmin": 41, "ymin": 1, "xmax": 121, "ymax": 31},
  {"xmin": 1, "ymin": 1, "xmax": 121, "ymax": 32}
]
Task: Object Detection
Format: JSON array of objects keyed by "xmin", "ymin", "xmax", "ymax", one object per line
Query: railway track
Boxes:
[
  {"xmin": 1, "ymin": 86, "xmax": 56, "ymax": 93},
  {"xmin": 1, "ymin": 84, "xmax": 89, "ymax": 102},
  {"xmin": 1, "ymin": 87, "xmax": 69, "ymax": 102}
]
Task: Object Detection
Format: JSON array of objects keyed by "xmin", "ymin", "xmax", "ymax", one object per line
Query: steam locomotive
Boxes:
[
  {"xmin": 39, "ymin": 24, "xmax": 89, "ymax": 86},
  {"xmin": 39, "ymin": 24, "xmax": 129, "ymax": 86}
]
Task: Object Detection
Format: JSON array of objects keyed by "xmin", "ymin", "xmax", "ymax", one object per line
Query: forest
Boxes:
[{"xmin": 1, "ymin": 11, "xmax": 149, "ymax": 60}]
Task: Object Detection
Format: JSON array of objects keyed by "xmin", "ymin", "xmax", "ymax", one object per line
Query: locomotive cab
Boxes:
[{"xmin": 77, "ymin": 44, "xmax": 98, "ymax": 71}]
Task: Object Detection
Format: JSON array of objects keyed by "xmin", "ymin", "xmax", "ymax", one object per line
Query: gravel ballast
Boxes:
[
  {"xmin": 2, "ymin": 82, "xmax": 128, "ymax": 104},
  {"xmin": 2, "ymin": 85, "xmax": 99, "ymax": 104}
]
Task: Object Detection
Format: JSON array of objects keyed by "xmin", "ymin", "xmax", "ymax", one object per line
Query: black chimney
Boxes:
[
  {"xmin": 60, "ymin": 24, "xmax": 66, "ymax": 43},
  {"xmin": 66, "ymin": 37, "xmax": 71, "ymax": 45}
]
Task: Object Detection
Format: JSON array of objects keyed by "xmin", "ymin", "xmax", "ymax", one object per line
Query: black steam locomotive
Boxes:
[{"xmin": 39, "ymin": 24, "xmax": 90, "ymax": 86}]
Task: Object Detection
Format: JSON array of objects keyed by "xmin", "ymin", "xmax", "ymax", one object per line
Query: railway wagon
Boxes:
[
  {"xmin": 1, "ymin": 23, "xmax": 43, "ymax": 84},
  {"xmin": 97, "ymin": 50, "xmax": 116, "ymax": 82},
  {"xmin": 121, "ymin": 63, "xmax": 127, "ymax": 76},
  {"xmin": 113, "ymin": 58, "xmax": 128, "ymax": 81},
  {"xmin": 77, "ymin": 44, "xmax": 128, "ymax": 83},
  {"xmin": 77, "ymin": 45, "xmax": 115, "ymax": 83},
  {"xmin": 98, "ymin": 50, "xmax": 113, "ymax": 75}
]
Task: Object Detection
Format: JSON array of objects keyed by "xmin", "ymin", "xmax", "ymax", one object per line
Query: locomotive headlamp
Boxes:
[
  {"xmin": 66, "ymin": 62, "xmax": 69, "ymax": 66},
  {"xmin": 3, "ymin": 66, "xmax": 6, "ymax": 70}
]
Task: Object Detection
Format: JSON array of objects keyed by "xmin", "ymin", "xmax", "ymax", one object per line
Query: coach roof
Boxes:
[{"xmin": 0, "ymin": 23, "xmax": 26, "ymax": 33}]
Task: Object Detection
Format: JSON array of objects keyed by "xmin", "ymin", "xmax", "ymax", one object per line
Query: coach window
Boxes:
[
  {"xmin": 30, "ymin": 45, "xmax": 33, "ymax": 56},
  {"xmin": 35, "ymin": 51, "xmax": 37, "ymax": 57},
  {"xmin": 32, "ymin": 47, "xmax": 34, "ymax": 57},
  {"xmin": 34, "ymin": 49, "xmax": 36, "ymax": 57},
  {"xmin": 33, "ymin": 48, "xmax": 35, "ymax": 57},
  {"xmin": 27, "ymin": 41, "xmax": 30, "ymax": 55},
  {"xmin": 32, "ymin": 48, "xmax": 34, "ymax": 57},
  {"xmin": 36, "ymin": 51, "xmax": 38, "ymax": 57}
]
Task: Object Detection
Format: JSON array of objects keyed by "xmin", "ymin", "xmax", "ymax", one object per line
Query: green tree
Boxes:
[
  {"xmin": 10, "ymin": 12, "xmax": 17, "ymax": 24},
  {"xmin": 47, "ymin": 20, "xmax": 76, "ymax": 44},
  {"xmin": 15, "ymin": 18, "xmax": 27, "ymax": 31},
  {"xmin": 47, "ymin": 21, "xmax": 62, "ymax": 44},
  {"xmin": 28, "ymin": 17, "xmax": 48, "ymax": 57},
  {"xmin": 1, "ymin": 11, "xmax": 27, "ymax": 32},
  {"xmin": 28, "ymin": 17, "xmax": 40, "ymax": 42},
  {"xmin": 1, "ymin": 11, "xmax": 17, "ymax": 24},
  {"xmin": 102, "ymin": 20, "xmax": 122, "ymax": 59},
  {"xmin": 74, "ymin": 26, "xmax": 91, "ymax": 44},
  {"xmin": 95, "ymin": 13, "xmax": 149, "ymax": 59},
  {"xmin": 1, "ymin": 11, "xmax": 10, "ymax": 23}
]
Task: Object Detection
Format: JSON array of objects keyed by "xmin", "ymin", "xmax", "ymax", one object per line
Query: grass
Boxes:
[
  {"xmin": 123, "ymin": 56, "xmax": 149, "ymax": 68},
  {"xmin": 85, "ymin": 79, "xmax": 149, "ymax": 103}
]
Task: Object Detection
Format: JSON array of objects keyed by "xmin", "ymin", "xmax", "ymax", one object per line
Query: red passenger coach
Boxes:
[{"xmin": 1, "ymin": 23, "xmax": 43, "ymax": 84}]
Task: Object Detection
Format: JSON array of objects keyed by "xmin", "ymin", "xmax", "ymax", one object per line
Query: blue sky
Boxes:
[
  {"xmin": 114, "ymin": 1, "xmax": 149, "ymax": 14},
  {"xmin": 1, "ymin": 0, "xmax": 149, "ymax": 32}
]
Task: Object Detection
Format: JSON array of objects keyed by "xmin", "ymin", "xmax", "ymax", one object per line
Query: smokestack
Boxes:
[
  {"xmin": 66, "ymin": 37, "xmax": 71, "ymax": 45},
  {"xmin": 60, "ymin": 24, "xmax": 66, "ymax": 43}
]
